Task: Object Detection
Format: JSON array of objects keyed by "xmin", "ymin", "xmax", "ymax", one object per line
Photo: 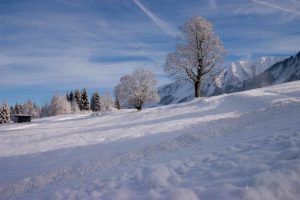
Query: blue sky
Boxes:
[{"xmin": 0, "ymin": 0, "xmax": 299, "ymax": 105}]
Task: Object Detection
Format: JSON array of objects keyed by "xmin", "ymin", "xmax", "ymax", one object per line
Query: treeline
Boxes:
[
  {"xmin": 40, "ymin": 89, "xmax": 117, "ymax": 117},
  {"xmin": 1, "ymin": 68, "xmax": 161, "ymax": 124},
  {"xmin": 0, "ymin": 100, "xmax": 40, "ymax": 124},
  {"xmin": 0, "ymin": 89, "xmax": 117, "ymax": 124}
]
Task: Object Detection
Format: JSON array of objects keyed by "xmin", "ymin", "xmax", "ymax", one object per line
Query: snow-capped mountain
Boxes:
[
  {"xmin": 252, "ymin": 52, "xmax": 300, "ymax": 88},
  {"xmin": 159, "ymin": 53, "xmax": 299, "ymax": 105}
]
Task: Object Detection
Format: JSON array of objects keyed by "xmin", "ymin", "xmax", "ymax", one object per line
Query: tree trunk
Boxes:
[
  {"xmin": 135, "ymin": 105, "xmax": 142, "ymax": 111},
  {"xmin": 194, "ymin": 81, "xmax": 201, "ymax": 98}
]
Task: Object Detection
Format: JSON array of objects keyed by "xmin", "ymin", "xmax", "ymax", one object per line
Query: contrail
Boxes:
[
  {"xmin": 291, "ymin": 0, "xmax": 300, "ymax": 4},
  {"xmin": 252, "ymin": 0, "xmax": 300, "ymax": 15},
  {"xmin": 133, "ymin": 0, "xmax": 178, "ymax": 37}
]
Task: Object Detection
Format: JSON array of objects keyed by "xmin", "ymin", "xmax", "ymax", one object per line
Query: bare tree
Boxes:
[
  {"xmin": 165, "ymin": 16, "xmax": 225, "ymax": 97},
  {"xmin": 115, "ymin": 68, "xmax": 160, "ymax": 111}
]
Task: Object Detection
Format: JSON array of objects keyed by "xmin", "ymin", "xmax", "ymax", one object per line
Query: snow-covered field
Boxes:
[{"xmin": 1, "ymin": 81, "xmax": 300, "ymax": 200}]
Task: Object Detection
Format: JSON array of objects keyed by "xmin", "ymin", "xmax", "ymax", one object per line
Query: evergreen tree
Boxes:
[
  {"xmin": 69, "ymin": 91, "xmax": 74, "ymax": 102},
  {"xmin": 115, "ymin": 98, "xmax": 121, "ymax": 110},
  {"xmin": 80, "ymin": 88, "xmax": 90, "ymax": 111},
  {"xmin": 66, "ymin": 92, "xmax": 70, "ymax": 102},
  {"xmin": 10, "ymin": 106, "xmax": 15, "ymax": 121},
  {"xmin": 14, "ymin": 103, "xmax": 21, "ymax": 114},
  {"xmin": 90, "ymin": 92, "xmax": 101, "ymax": 112},
  {"xmin": 17, "ymin": 104, "xmax": 23, "ymax": 114},
  {"xmin": 10, "ymin": 106, "xmax": 15, "ymax": 114},
  {"xmin": 74, "ymin": 89, "xmax": 81, "ymax": 109},
  {"xmin": 0, "ymin": 102, "xmax": 10, "ymax": 124}
]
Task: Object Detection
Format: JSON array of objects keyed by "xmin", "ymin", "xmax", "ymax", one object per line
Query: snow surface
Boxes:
[{"xmin": 1, "ymin": 81, "xmax": 300, "ymax": 200}]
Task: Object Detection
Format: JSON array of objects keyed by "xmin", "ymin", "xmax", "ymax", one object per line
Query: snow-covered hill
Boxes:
[
  {"xmin": 1, "ymin": 81, "xmax": 300, "ymax": 200},
  {"xmin": 159, "ymin": 54, "xmax": 298, "ymax": 105}
]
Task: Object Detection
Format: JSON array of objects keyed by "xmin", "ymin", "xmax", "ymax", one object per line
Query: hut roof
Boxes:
[{"xmin": 13, "ymin": 114, "xmax": 32, "ymax": 117}]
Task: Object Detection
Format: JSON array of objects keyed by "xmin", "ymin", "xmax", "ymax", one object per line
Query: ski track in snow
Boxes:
[{"xmin": 0, "ymin": 81, "xmax": 300, "ymax": 200}]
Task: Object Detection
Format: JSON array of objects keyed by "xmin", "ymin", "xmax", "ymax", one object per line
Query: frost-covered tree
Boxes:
[
  {"xmin": 40, "ymin": 102, "xmax": 51, "ymax": 117},
  {"xmin": 22, "ymin": 100, "xmax": 34, "ymax": 115},
  {"xmin": 99, "ymin": 93, "xmax": 114, "ymax": 112},
  {"xmin": 70, "ymin": 100, "xmax": 80, "ymax": 114},
  {"xmin": 0, "ymin": 102, "xmax": 10, "ymax": 124},
  {"xmin": 115, "ymin": 68, "xmax": 160, "ymax": 111},
  {"xmin": 22, "ymin": 100, "xmax": 40, "ymax": 118},
  {"xmin": 80, "ymin": 88, "xmax": 90, "ymax": 111},
  {"xmin": 65, "ymin": 91, "xmax": 80, "ymax": 113},
  {"xmin": 33, "ymin": 103, "xmax": 41, "ymax": 118},
  {"xmin": 165, "ymin": 16, "xmax": 225, "ymax": 97},
  {"xmin": 50, "ymin": 96, "xmax": 72, "ymax": 116},
  {"xmin": 90, "ymin": 92, "xmax": 101, "ymax": 112}
]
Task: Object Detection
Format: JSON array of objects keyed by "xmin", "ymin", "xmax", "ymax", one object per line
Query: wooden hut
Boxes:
[{"xmin": 13, "ymin": 114, "xmax": 32, "ymax": 123}]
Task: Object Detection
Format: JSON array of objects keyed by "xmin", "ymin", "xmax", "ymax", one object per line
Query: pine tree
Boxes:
[
  {"xmin": 14, "ymin": 103, "xmax": 21, "ymax": 114},
  {"xmin": 115, "ymin": 98, "xmax": 121, "ymax": 110},
  {"xmin": 10, "ymin": 106, "xmax": 15, "ymax": 114},
  {"xmin": 90, "ymin": 92, "xmax": 101, "ymax": 112},
  {"xmin": 74, "ymin": 89, "xmax": 81, "ymax": 109},
  {"xmin": 66, "ymin": 92, "xmax": 70, "ymax": 102},
  {"xmin": 69, "ymin": 91, "xmax": 74, "ymax": 102},
  {"xmin": 0, "ymin": 102, "xmax": 10, "ymax": 124},
  {"xmin": 17, "ymin": 104, "xmax": 23, "ymax": 114},
  {"xmin": 10, "ymin": 106, "xmax": 15, "ymax": 121},
  {"xmin": 80, "ymin": 88, "xmax": 90, "ymax": 111},
  {"xmin": 14, "ymin": 103, "xmax": 23, "ymax": 114}
]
